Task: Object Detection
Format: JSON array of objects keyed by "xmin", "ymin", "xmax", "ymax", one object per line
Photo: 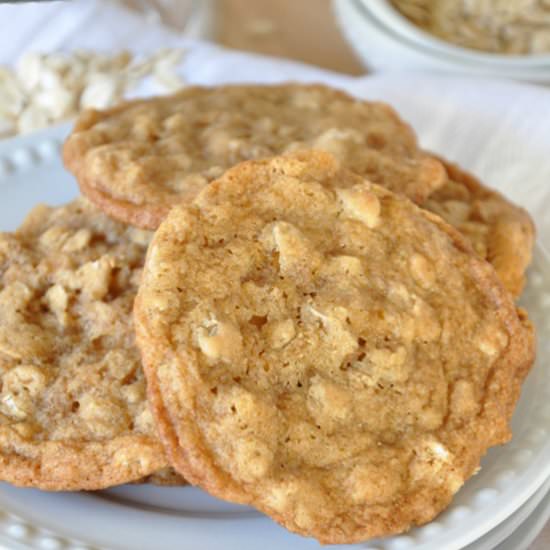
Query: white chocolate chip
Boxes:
[
  {"xmin": 430, "ymin": 441, "xmax": 450, "ymax": 460},
  {"xmin": 337, "ymin": 185, "xmax": 381, "ymax": 228},
  {"xmin": 306, "ymin": 306, "xmax": 358, "ymax": 366},
  {"xmin": 410, "ymin": 437, "xmax": 451, "ymax": 479},
  {"xmin": 476, "ymin": 324, "xmax": 509, "ymax": 357},
  {"xmin": 265, "ymin": 482, "xmax": 295, "ymax": 512},
  {"xmin": 45, "ymin": 284, "xmax": 69, "ymax": 325},
  {"xmin": 197, "ymin": 318, "xmax": 243, "ymax": 363},
  {"xmin": 268, "ymin": 221, "xmax": 323, "ymax": 278},
  {"xmin": 324, "ymin": 255, "xmax": 363, "ymax": 277},
  {"xmin": 78, "ymin": 393, "xmax": 129, "ymax": 437},
  {"xmin": 348, "ymin": 461, "xmax": 402, "ymax": 504},
  {"xmin": 268, "ymin": 318, "xmax": 296, "ymax": 349},
  {"xmin": 312, "ymin": 127, "xmax": 363, "ymax": 158},
  {"xmin": 134, "ymin": 406, "xmax": 156, "ymax": 433},
  {"xmin": 408, "ymin": 436, "xmax": 464, "ymax": 493},
  {"xmin": 232, "ymin": 437, "xmax": 274, "ymax": 482},
  {"xmin": 365, "ymin": 346, "xmax": 409, "ymax": 383},
  {"xmin": 410, "ymin": 253, "xmax": 436, "ymax": 288},
  {"xmin": 307, "ymin": 375, "xmax": 353, "ymax": 424}
]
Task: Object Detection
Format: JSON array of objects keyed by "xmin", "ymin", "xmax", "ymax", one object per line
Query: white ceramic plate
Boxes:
[
  {"xmin": 0, "ymin": 88, "xmax": 549, "ymax": 549},
  {"xmin": 466, "ymin": 477, "xmax": 550, "ymax": 550},
  {"xmin": 498, "ymin": 489, "xmax": 550, "ymax": 550}
]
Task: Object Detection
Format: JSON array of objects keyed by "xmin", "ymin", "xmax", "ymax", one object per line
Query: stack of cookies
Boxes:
[{"xmin": 0, "ymin": 84, "xmax": 536, "ymax": 544}]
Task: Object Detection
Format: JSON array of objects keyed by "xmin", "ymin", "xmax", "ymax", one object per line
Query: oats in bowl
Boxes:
[{"xmin": 391, "ymin": 0, "xmax": 550, "ymax": 54}]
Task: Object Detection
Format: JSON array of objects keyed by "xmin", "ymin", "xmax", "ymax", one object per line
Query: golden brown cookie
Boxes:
[
  {"xmin": 135, "ymin": 151, "xmax": 534, "ymax": 543},
  {"xmin": 63, "ymin": 83, "xmax": 446, "ymax": 229},
  {"xmin": 0, "ymin": 198, "xmax": 173, "ymax": 490},
  {"xmin": 425, "ymin": 159, "xmax": 535, "ymax": 297}
]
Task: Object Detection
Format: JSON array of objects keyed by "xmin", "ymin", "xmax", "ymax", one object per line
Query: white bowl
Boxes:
[
  {"xmin": 333, "ymin": 0, "xmax": 550, "ymax": 82},
  {"xmin": 366, "ymin": 0, "xmax": 550, "ymax": 68}
]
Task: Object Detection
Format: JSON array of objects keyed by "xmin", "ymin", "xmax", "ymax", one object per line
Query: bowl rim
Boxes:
[
  {"xmin": 335, "ymin": 0, "xmax": 550, "ymax": 80},
  {"xmin": 363, "ymin": 0, "xmax": 550, "ymax": 67}
]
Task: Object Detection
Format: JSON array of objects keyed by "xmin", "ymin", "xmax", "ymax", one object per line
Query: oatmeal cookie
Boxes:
[
  {"xmin": 63, "ymin": 83, "xmax": 446, "ymax": 229},
  {"xmin": 425, "ymin": 159, "xmax": 535, "ymax": 297},
  {"xmin": 135, "ymin": 151, "xmax": 534, "ymax": 543},
  {"xmin": 0, "ymin": 198, "xmax": 171, "ymax": 490}
]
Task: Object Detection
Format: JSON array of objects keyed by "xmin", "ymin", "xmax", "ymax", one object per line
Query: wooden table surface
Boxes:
[
  {"xmin": 215, "ymin": 2, "xmax": 549, "ymax": 549},
  {"xmin": 215, "ymin": 0, "xmax": 364, "ymax": 74}
]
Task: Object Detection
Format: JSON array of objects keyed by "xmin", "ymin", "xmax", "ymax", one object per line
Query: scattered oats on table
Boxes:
[
  {"xmin": 391, "ymin": 0, "xmax": 550, "ymax": 54},
  {"xmin": 0, "ymin": 48, "xmax": 186, "ymax": 138}
]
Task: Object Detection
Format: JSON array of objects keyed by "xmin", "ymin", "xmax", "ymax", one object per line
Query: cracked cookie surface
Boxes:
[
  {"xmin": 0, "ymin": 198, "xmax": 172, "ymax": 490},
  {"xmin": 425, "ymin": 159, "xmax": 535, "ymax": 297},
  {"xmin": 63, "ymin": 83, "xmax": 445, "ymax": 229},
  {"xmin": 135, "ymin": 151, "xmax": 534, "ymax": 543}
]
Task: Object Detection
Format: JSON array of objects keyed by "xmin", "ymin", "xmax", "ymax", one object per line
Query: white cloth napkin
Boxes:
[{"xmin": 1, "ymin": 0, "xmax": 549, "ymax": 241}]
